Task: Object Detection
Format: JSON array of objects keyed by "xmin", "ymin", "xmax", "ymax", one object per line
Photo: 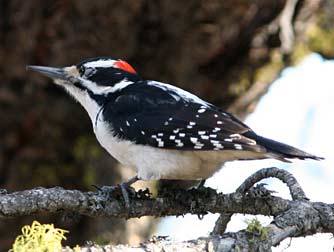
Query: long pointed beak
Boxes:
[{"xmin": 26, "ymin": 65, "xmax": 68, "ymax": 80}]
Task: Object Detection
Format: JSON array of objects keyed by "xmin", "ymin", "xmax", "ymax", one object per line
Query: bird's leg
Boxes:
[
  {"xmin": 197, "ymin": 179, "xmax": 206, "ymax": 188},
  {"xmin": 119, "ymin": 175, "xmax": 139, "ymax": 208},
  {"xmin": 95, "ymin": 176, "xmax": 139, "ymax": 209}
]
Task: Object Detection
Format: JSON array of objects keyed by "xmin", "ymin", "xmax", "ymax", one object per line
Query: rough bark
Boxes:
[{"xmin": 1, "ymin": 168, "xmax": 333, "ymax": 252}]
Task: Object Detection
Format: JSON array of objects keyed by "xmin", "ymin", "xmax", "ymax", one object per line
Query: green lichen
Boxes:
[
  {"xmin": 307, "ymin": 23, "xmax": 334, "ymax": 58},
  {"xmin": 82, "ymin": 165, "xmax": 97, "ymax": 187},
  {"xmin": 254, "ymin": 50, "xmax": 284, "ymax": 83},
  {"xmin": 74, "ymin": 136, "xmax": 102, "ymax": 160},
  {"xmin": 290, "ymin": 42, "xmax": 312, "ymax": 65},
  {"xmin": 245, "ymin": 218, "xmax": 269, "ymax": 241},
  {"xmin": 228, "ymin": 68, "xmax": 252, "ymax": 96},
  {"xmin": 292, "ymin": 13, "xmax": 334, "ymax": 64},
  {"xmin": 73, "ymin": 136, "xmax": 104, "ymax": 186}
]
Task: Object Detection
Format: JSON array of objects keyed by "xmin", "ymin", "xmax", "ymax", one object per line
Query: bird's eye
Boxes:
[{"xmin": 84, "ymin": 67, "xmax": 96, "ymax": 77}]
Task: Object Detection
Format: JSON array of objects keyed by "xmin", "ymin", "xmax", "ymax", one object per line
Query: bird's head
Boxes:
[
  {"xmin": 27, "ymin": 57, "xmax": 140, "ymax": 120},
  {"xmin": 27, "ymin": 57, "xmax": 139, "ymax": 95}
]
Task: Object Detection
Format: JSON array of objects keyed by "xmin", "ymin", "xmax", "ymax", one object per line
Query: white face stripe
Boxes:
[
  {"xmin": 148, "ymin": 81, "xmax": 209, "ymax": 106},
  {"xmin": 78, "ymin": 77, "xmax": 133, "ymax": 95},
  {"xmin": 83, "ymin": 59, "xmax": 117, "ymax": 68}
]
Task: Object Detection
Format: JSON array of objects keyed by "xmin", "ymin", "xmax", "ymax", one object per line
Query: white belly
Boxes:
[
  {"xmin": 94, "ymin": 121, "xmax": 223, "ymax": 180},
  {"xmin": 94, "ymin": 121, "xmax": 270, "ymax": 181}
]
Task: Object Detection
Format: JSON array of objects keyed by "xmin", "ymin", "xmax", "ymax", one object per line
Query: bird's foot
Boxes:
[
  {"xmin": 246, "ymin": 183, "xmax": 276, "ymax": 198},
  {"xmin": 94, "ymin": 176, "xmax": 139, "ymax": 208},
  {"xmin": 119, "ymin": 181, "xmax": 136, "ymax": 209}
]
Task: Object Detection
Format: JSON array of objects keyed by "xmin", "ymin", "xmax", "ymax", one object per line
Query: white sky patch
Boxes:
[
  {"xmin": 157, "ymin": 54, "xmax": 334, "ymax": 251},
  {"xmin": 83, "ymin": 59, "xmax": 117, "ymax": 68}
]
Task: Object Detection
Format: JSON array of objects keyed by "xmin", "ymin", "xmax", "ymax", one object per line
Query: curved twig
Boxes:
[
  {"xmin": 213, "ymin": 167, "xmax": 307, "ymax": 235},
  {"xmin": 236, "ymin": 167, "xmax": 307, "ymax": 200}
]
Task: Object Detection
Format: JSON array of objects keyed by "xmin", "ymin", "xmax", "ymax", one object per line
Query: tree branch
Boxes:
[
  {"xmin": 1, "ymin": 167, "xmax": 333, "ymax": 252},
  {"xmin": 0, "ymin": 183, "xmax": 288, "ymax": 219}
]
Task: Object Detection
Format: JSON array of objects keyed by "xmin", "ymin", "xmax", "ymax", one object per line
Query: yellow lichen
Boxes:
[
  {"xmin": 12, "ymin": 221, "xmax": 68, "ymax": 252},
  {"xmin": 73, "ymin": 244, "xmax": 81, "ymax": 251}
]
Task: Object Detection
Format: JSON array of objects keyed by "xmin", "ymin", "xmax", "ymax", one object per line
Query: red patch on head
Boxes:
[{"xmin": 114, "ymin": 60, "xmax": 137, "ymax": 74}]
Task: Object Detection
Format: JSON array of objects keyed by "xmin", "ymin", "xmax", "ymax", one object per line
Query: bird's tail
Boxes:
[{"xmin": 244, "ymin": 131, "xmax": 324, "ymax": 162}]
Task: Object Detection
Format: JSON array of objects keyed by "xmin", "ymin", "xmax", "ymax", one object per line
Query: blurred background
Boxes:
[{"xmin": 0, "ymin": 0, "xmax": 333, "ymax": 250}]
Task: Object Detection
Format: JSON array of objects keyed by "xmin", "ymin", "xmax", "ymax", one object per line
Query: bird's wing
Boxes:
[{"xmin": 102, "ymin": 82, "xmax": 265, "ymax": 152}]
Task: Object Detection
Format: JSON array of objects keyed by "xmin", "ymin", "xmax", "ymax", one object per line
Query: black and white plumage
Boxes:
[{"xmin": 27, "ymin": 57, "xmax": 323, "ymax": 182}]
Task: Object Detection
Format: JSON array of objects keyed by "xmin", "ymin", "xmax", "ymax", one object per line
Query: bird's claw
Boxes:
[
  {"xmin": 119, "ymin": 183, "xmax": 132, "ymax": 209},
  {"xmin": 246, "ymin": 183, "xmax": 276, "ymax": 198},
  {"xmin": 94, "ymin": 176, "xmax": 139, "ymax": 209}
]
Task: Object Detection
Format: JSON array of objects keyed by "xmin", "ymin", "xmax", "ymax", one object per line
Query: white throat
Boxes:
[{"xmin": 62, "ymin": 84, "xmax": 100, "ymax": 124}]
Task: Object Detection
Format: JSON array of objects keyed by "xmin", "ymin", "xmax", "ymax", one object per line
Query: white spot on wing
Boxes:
[
  {"xmin": 213, "ymin": 143, "xmax": 224, "ymax": 149},
  {"xmin": 234, "ymin": 144, "xmax": 243, "ymax": 150},
  {"xmin": 230, "ymin": 134, "xmax": 241, "ymax": 139},
  {"xmin": 190, "ymin": 137, "xmax": 198, "ymax": 143},
  {"xmin": 176, "ymin": 142, "xmax": 184, "ymax": 147},
  {"xmin": 175, "ymin": 139, "xmax": 184, "ymax": 147}
]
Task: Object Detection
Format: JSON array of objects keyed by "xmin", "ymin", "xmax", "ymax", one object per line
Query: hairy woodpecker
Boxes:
[{"xmin": 27, "ymin": 57, "xmax": 323, "ymax": 205}]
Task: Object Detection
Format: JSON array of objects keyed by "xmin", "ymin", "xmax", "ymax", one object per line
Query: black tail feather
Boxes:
[{"xmin": 244, "ymin": 131, "xmax": 324, "ymax": 161}]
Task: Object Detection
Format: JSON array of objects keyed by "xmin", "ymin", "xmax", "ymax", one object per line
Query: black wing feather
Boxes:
[{"xmin": 102, "ymin": 84, "xmax": 263, "ymax": 152}]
